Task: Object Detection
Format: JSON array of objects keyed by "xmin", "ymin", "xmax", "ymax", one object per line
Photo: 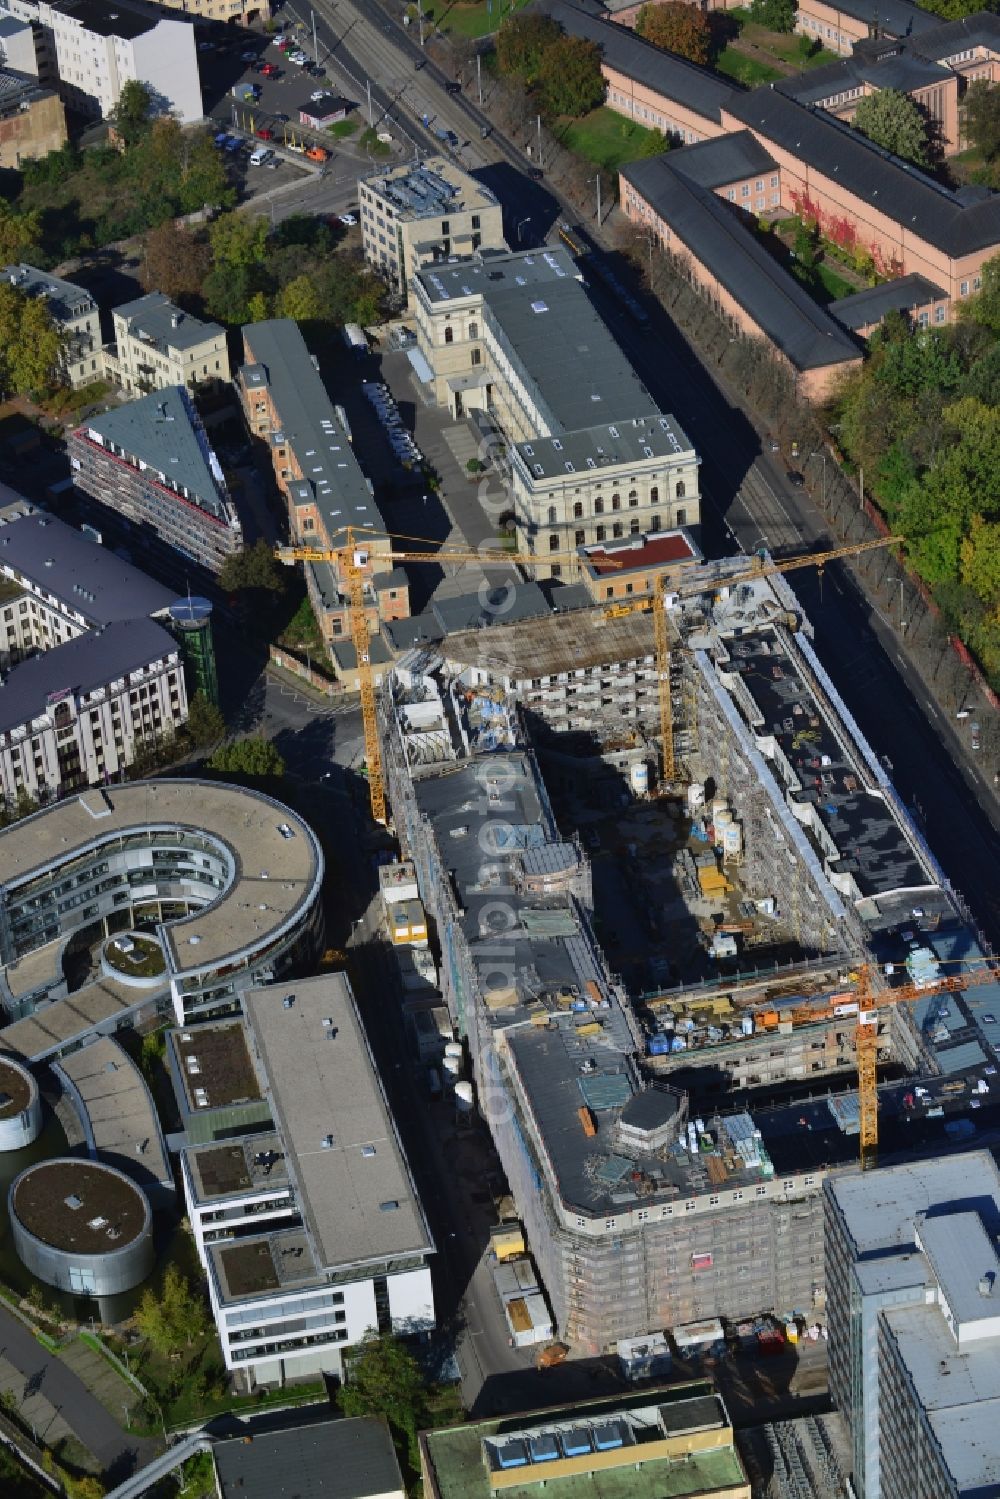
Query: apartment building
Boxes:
[
  {"xmin": 1, "ymin": 0, "xmax": 202, "ymax": 123},
  {"xmin": 0, "ymin": 496, "xmax": 194, "ymax": 802},
  {"xmin": 0, "ymin": 67, "xmax": 64, "ymax": 167},
  {"xmin": 238, "ymin": 319, "xmax": 406, "ymax": 652},
  {"xmin": 1, "ymin": 263, "xmax": 101, "ymax": 388},
  {"xmin": 185, "ymin": 975, "xmax": 435, "ymax": 1389},
  {"xmin": 157, "ymin": 0, "xmax": 270, "ymax": 27},
  {"xmin": 105, "ymin": 294, "xmax": 230, "ymax": 396},
  {"xmin": 359, "ymin": 156, "xmax": 505, "ymax": 299},
  {"xmin": 411, "ymin": 248, "xmax": 699, "ymax": 573},
  {"xmin": 825, "ymin": 1153, "xmax": 1000, "ymax": 1499},
  {"xmin": 69, "ymin": 387, "xmax": 243, "ymax": 577}
]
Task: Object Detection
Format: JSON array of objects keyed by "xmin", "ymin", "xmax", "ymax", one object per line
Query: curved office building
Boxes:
[
  {"xmin": 0, "ymin": 780, "xmax": 325, "ymax": 1060},
  {"xmin": 10, "ymin": 1159, "xmax": 154, "ymax": 1296},
  {"xmin": 0, "ymin": 1056, "xmax": 41, "ymax": 1150}
]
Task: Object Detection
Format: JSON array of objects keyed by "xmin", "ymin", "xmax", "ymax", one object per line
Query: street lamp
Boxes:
[
  {"xmin": 808, "ymin": 450, "xmax": 827, "ymax": 508},
  {"xmin": 593, "ymin": 173, "xmax": 602, "ymax": 226},
  {"xmin": 886, "ymin": 574, "xmax": 906, "ymax": 632}
]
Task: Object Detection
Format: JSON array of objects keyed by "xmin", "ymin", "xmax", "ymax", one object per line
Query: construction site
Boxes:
[{"xmin": 366, "ymin": 538, "xmax": 1000, "ymax": 1356}]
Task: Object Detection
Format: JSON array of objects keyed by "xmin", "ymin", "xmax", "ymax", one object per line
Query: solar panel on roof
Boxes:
[
  {"xmin": 562, "ymin": 1428, "xmax": 592, "ymax": 1457},
  {"xmin": 594, "ymin": 1422, "xmax": 624, "ymax": 1451},
  {"xmin": 498, "ymin": 1440, "xmax": 528, "ymax": 1469},
  {"xmin": 529, "ymin": 1434, "xmax": 560, "ymax": 1463}
]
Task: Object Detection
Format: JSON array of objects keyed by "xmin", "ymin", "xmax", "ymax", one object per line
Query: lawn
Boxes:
[
  {"xmin": 435, "ymin": 0, "xmax": 530, "ymax": 38},
  {"xmin": 328, "ymin": 117, "xmax": 359, "ymax": 138},
  {"xmin": 557, "ymin": 107, "xmax": 667, "ymax": 172},
  {"xmin": 714, "ymin": 48, "xmax": 782, "ymax": 85},
  {"xmin": 790, "ymin": 257, "xmax": 856, "ymax": 304},
  {"xmin": 722, "ymin": 11, "xmax": 839, "ymax": 68}
]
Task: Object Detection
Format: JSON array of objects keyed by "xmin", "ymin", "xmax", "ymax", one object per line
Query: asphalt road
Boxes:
[{"xmin": 0, "ymin": 1306, "xmax": 157, "ymax": 1481}]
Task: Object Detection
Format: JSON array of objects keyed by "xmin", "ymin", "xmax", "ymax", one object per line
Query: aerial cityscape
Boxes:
[{"xmin": 0, "ymin": 0, "xmax": 995, "ymax": 1494}]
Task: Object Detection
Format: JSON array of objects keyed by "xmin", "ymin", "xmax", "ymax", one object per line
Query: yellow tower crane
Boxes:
[
  {"xmin": 276, "ymin": 528, "xmax": 612, "ymax": 825},
  {"xmin": 604, "ymin": 534, "xmax": 904, "ymax": 784}
]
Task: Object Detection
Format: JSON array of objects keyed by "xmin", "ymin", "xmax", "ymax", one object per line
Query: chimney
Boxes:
[
  {"xmin": 171, "ymin": 312, "xmax": 182, "ymax": 328},
  {"xmin": 978, "ymin": 1273, "xmax": 995, "ymax": 1298}
]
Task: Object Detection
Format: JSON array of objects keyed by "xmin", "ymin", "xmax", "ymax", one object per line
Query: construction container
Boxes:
[
  {"xmin": 507, "ymin": 1294, "xmax": 553, "ymax": 1348},
  {"xmin": 490, "ymin": 1225, "xmax": 525, "ymax": 1262},
  {"xmin": 722, "ymin": 822, "xmax": 743, "ymax": 861},
  {"xmin": 630, "ymin": 761, "xmax": 650, "ymax": 796},
  {"xmin": 578, "ymin": 1104, "xmax": 597, "ymax": 1136},
  {"xmin": 388, "ymin": 898, "xmax": 428, "ymax": 947},
  {"xmin": 618, "ymin": 1332, "xmax": 672, "ymax": 1381},
  {"xmin": 672, "ymin": 1318, "xmax": 726, "ymax": 1357},
  {"xmin": 379, "ymin": 860, "xmax": 419, "ymax": 906},
  {"xmin": 647, "ymin": 1034, "xmax": 670, "ymax": 1056}
]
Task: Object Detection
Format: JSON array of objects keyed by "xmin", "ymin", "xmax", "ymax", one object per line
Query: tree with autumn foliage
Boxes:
[{"xmin": 636, "ymin": 2, "xmax": 712, "ymax": 65}]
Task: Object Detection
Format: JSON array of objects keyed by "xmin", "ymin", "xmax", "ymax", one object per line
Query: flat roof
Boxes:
[
  {"xmin": 173, "ymin": 1022, "xmax": 262, "ymax": 1111},
  {"xmin": 113, "ymin": 292, "xmax": 223, "ymax": 354},
  {"xmin": 0, "ymin": 780, "xmax": 322, "ymax": 977},
  {"xmin": 0, "ymin": 500, "xmax": 177, "ymax": 626},
  {"xmin": 416, "ymin": 249, "xmax": 662, "ymax": 434},
  {"xmin": 243, "ymin": 974, "xmax": 433, "ymax": 1273},
  {"xmin": 363, "ymin": 154, "xmax": 498, "ymax": 218},
  {"xmin": 916, "ymin": 1209, "xmax": 1000, "ymax": 1333},
  {"xmin": 621, "ymin": 156, "xmax": 862, "ymax": 374},
  {"xmin": 55, "ymin": 1037, "xmax": 170, "ymax": 1190},
  {"xmin": 421, "ymin": 1383, "xmax": 747, "ymax": 1499},
  {"xmin": 442, "ymin": 601, "xmax": 656, "ymax": 680},
  {"xmin": 185, "ymin": 1131, "xmax": 287, "ymax": 1203},
  {"xmin": 78, "ymin": 387, "xmax": 233, "ymax": 523},
  {"xmin": 0, "ymin": 617, "xmax": 178, "ymax": 737},
  {"xmin": 583, "ymin": 529, "xmax": 700, "ymax": 577},
  {"xmin": 516, "ymin": 413, "xmax": 694, "ymax": 481},
  {"xmin": 214, "ymin": 1417, "xmax": 404, "ymax": 1499},
  {"xmin": 726, "ymin": 626, "xmax": 930, "ymax": 897},
  {"xmin": 241, "ymin": 320, "xmax": 384, "ymax": 542},
  {"xmin": 0, "ymin": 1056, "xmax": 33, "ymax": 1118},
  {"xmin": 827, "ymin": 1150, "xmax": 1000, "ymax": 1259},
  {"xmin": 0, "ymin": 970, "xmax": 142, "ymax": 1062},
  {"xmin": 12, "ymin": 1159, "xmax": 148, "ymax": 1252}
]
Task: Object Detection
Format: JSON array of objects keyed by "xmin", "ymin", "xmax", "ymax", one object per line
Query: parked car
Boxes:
[
  {"xmin": 445, "ymin": 80, "xmax": 461, "ymax": 94},
  {"xmin": 340, "ymin": 212, "xmax": 357, "ymax": 225},
  {"xmin": 527, "ymin": 165, "xmax": 543, "ymax": 180},
  {"xmin": 214, "ymin": 130, "xmax": 229, "ymax": 144},
  {"xmin": 255, "ymin": 127, "xmax": 273, "ymax": 140},
  {"xmin": 290, "ymin": 51, "xmax": 308, "ymax": 64},
  {"xmin": 786, "ymin": 469, "xmax": 805, "ymax": 487},
  {"xmin": 310, "ymin": 89, "xmax": 327, "ymax": 101},
  {"xmin": 306, "ymin": 145, "xmax": 329, "ymax": 161},
  {"xmin": 260, "ymin": 62, "xmax": 279, "ymax": 77},
  {"xmin": 272, "ymin": 111, "xmax": 289, "ymax": 123},
  {"xmin": 241, "ymin": 48, "xmax": 258, "ymax": 62}
]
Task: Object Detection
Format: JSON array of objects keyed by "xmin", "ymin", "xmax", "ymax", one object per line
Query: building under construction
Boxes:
[{"xmin": 381, "ymin": 566, "xmax": 1000, "ymax": 1353}]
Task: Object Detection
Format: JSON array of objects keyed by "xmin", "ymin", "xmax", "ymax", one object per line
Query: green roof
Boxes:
[{"xmin": 421, "ymin": 1386, "xmax": 747, "ymax": 1499}]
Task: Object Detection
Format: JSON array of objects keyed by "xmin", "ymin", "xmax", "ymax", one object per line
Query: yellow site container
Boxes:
[{"xmin": 490, "ymin": 1226, "xmax": 525, "ymax": 1262}]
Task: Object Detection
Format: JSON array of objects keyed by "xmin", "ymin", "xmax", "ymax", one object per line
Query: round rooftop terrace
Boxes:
[{"xmin": 11, "ymin": 1159, "xmax": 150, "ymax": 1255}]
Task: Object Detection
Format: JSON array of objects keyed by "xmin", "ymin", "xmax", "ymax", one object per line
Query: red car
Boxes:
[
  {"xmin": 260, "ymin": 62, "xmax": 279, "ymax": 76},
  {"xmin": 255, "ymin": 127, "xmax": 273, "ymax": 140}
]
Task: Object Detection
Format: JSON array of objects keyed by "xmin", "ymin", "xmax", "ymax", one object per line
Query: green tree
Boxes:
[
  {"xmin": 340, "ymin": 1332, "xmax": 426, "ymax": 1470},
  {"xmin": 966, "ymin": 252, "xmax": 1000, "ymax": 334},
  {"xmin": 853, "ymin": 87, "xmax": 929, "ymax": 165},
  {"xmin": 109, "ymin": 79, "xmax": 153, "ymax": 147},
  {"xmin": 495, "ymin": 12, "xmax": 561, "ymax": 82},
  {"xmin": 793, "ymin": 219, "xmax": 817, "ymax": 271},
  {"xmin": 636, "ymin": 1, "xmax": 712, "ymax": 64},
  {"xmin": 0, "ymin": 200, "xmax": 41, "ymax": 263},
  {"xmin": 219, "ymin": 539, "xmax": 286, "ymax": 597},
  {"xmin": 960, "ymin": 514, "xmax": 1000, "ymax": 607},
  {"xmin": 209, "ymin": 212, "xmax": 270, "ymax": 269},
  {"xmin": 749, "ymin": 0, "xmax": 796, "ymax": 30},
  {"xmin": 637, "ymin": 127, "xmax": 669, "ymax": 158},
  {"xmin": 208, "ymin": 737, "xmax": 286, "ymax": 780},
  {"xmin": 185, "ymin": 690, "xmax": 225, "ymax": 748},
  {"xmin": 0, "ymin": 285, "xmax": 63, "ymax": 397},
  {"xmin": 279, "ymin": 273, "xmax": 322, "ymax": 322},
  {"xmin": 202, "ymin": 262, "xmax": 272, "ymax": 325},
  {"xmin": 135, "ymin": 1266, "xmax": 208, "ymax": 1354},
  {"xmin": 536, "ymin": 35, "xmax": 605, "ymax": 119},
  {"xmin": 963, "ymin": 78, "xmax": 1000, "ymax": 162}
]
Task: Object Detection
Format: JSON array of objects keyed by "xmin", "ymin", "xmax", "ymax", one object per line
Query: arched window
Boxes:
[
  {"xmin": 574, "ymin": 529, "xmax": 585, "ymax": 546},
  {"xmin": 628, "ymin": 489, "xmax": 638, "ymax": 504},
  {"xmin": 611, "ymin": 493, "xmax": 621, "ymax": 511},
  {"xmin": 629, "ymin": 518, "xmax": 640, "ymax": 535},
  {"xmin": 468, "ymin": 322, "xmax": 478, "ymax": 339},
  {"xmin": 650, "ymin": 486, "xmax": 659, "ymax": 504},
  {"xmin": 612, "ymin": 522, "xmax": 624, "ymax": 539},
  {"xmin": 547, "ymin": 505, "xmax": 557, "ymax": 525},
  {"xmin": 573, "ymin": 501, "xmax": 583, "ymax": 519},
  {"xmin": 444, "ymin": 326, "xmax": 453, "ymax": 345},
  {"xmin": 594, "ymin": 496, "xmax": 605, "ymax": 515},
  {"xmin": 595, "ymin": 524, "xmax": 606, "ymax": 541},
  {"xmin": 549, "ymin": 533, "xmax": 560, "ymax": 551},
  {"xmin": 676, "ymin": 508, "xmax": 687, "ymax": 527},
  {"xmin": 676, "ymin": 479, "xmax": 686, "ymax": 499},
  {"xmin": 651, "ymin": 515, "xmax": 661, "ymax": 533}
]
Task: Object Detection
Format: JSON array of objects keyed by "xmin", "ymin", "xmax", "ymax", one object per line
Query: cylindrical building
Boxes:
[
  {"xmin": 10, "ymin": 1159, "xmax": 154, "ymax": 1296},
  {"xmin": 0, "ymin": 1057, "xmax": 41, "ymax": 1151}
]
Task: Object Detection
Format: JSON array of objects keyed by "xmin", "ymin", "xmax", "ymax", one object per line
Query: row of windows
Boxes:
[{"xmin": 544, "ymin": 484, "xmax": 684, "ymax": 526}]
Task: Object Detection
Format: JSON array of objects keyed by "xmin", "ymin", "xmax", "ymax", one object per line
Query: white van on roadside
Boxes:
[{"xmin": 249, "ymin": 146, "xmax": 273, "ymax": 166}]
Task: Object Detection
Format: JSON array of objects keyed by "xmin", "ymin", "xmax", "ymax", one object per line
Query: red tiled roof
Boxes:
[{"xmin": 586, "ymin": 532, "xmax": 698, "ymax": 576}]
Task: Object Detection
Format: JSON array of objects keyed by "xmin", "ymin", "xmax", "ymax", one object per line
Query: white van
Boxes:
[{"xmin": 249, "ymin": 146, "xmax": 273, "ymax": 166}]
